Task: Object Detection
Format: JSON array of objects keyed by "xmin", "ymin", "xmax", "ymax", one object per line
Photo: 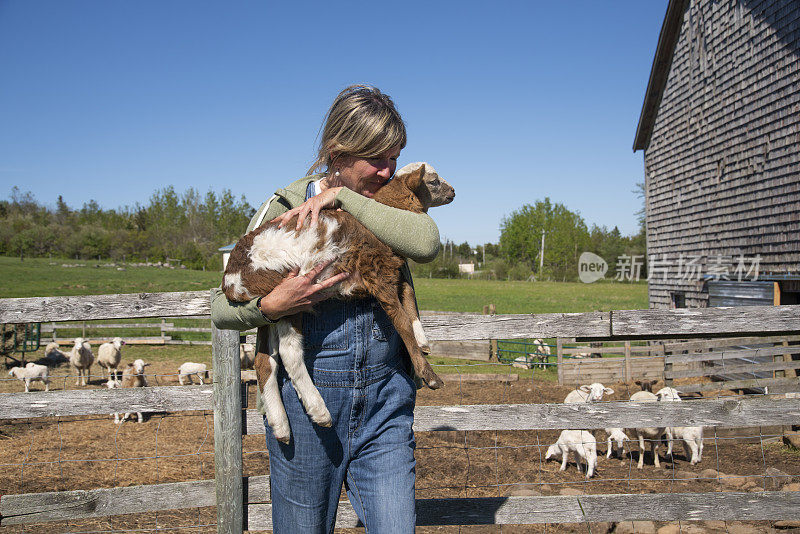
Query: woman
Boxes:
[{"xmin": 211, "ymin": 85, "xmax": 440, "ymax": 533}]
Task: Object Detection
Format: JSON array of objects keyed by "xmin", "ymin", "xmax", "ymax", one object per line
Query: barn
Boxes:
[{"xmin": 633, "ymin": 0, "xmax": 800, "ymax": 309}]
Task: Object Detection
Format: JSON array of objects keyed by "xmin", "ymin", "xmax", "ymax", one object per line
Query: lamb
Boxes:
[
  {"xmin": 564, "ymin": 382, "xmax": 614, "ymax": 404},
  {"xmin": 604, "ymin": 427, "xmax": 628, "ymax": 459},
  {"xmin": 69, "ymin": 337, "xmax": 94, "ymax": 386},
  {"xmin": 222, "ymin": 162, "xmax": 455, "ymax": 443},
  {"xmin": 240, "ymin": 343, "xmax": 255, "ymax": 370},
  {"xmin": 629, "ymin": 390, "xmax": 665, "ymax": 469},
  {"xmin": 545, "ymin": 429, "xmax": 597, "ymax": 478},
  {"xmin": 112, "ymin": 358, "xmax": 150, "ymax": 423},
  {"xmin": 532, "ymin": 338, "xmax": 551, "ymax": 369},
  {"xmin": 97, "ymin": 337, "xmax": 125, "ymax": 380},
  {"xmin": 8, "ymin": 362, "xmax": 50, "ymax": 392},
  {"xmin": 655, "ymin": 386, "xmax": 704, "ymax": 465},
  {"xmin": 178, "ymin": 362, "xmax": 210, "ymax": 385}
]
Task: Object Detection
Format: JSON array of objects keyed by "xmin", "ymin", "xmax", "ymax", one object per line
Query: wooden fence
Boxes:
[{"xmin": 1, "ymin": 291, "xmax": 800, "ymax": 532}]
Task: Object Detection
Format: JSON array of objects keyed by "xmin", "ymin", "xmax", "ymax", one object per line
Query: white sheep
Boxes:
[
  {"xmin": 532, "ymin": 339, "xmax": 551, "ymax": 369},
  {"xmin": 630, "ymin": 390, "xmax": 665, "ymax": 469},
  {"xmin": 545, "ymin": 429, "xmax": 597, "ymax": 478},
  {"xmin": 8, "ymin": 363, "xmax": 51, "ymax": 392},
  {"xmin": 240, "ymin": 343, "xmax": 255, "ymax": 370},
  {"xmin": 43, "ymin": 342, "xmax": 69, "ymax": 366},
  {"xmin": 69, "ymin": 337, "xmax": 94, "ymax": 386},
  {"xmin": 604, "ymin": 427, "xmax": 628, "ymax": 459},
  {"xmin": 564, "ymin": 382, "xmax": 614, "ymax": 404},
  {"xmin": 113, "ymin": 359, "xmax": 150, "ymax": 423},
  {"xmin": 97, "ymin": 337, "xmax": 124, "ymax": 380},
  {"xmin": 178, "ymin": 362, "xmax": 209, "ymax": 385},
  {"xmin": 655, "ymin": 386, "xmax": 704, "ymax": 465}
]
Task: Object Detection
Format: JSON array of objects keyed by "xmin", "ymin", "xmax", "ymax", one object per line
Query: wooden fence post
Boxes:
[
  {"xmin": 662, "ymin": 343, "xmax": 672, "ymax": 387},
  {"xmin": 212, "ymin": 311, "xmax": 244, "ymax": 534},
  {"xmin": 556, "ymin": 338, "xmax": 564, "ymax": 385},
  {"xmin": 483, "ymin": 304, "xmax": 498, "ymax": 361},
  {"xmin": 624, "ymin": 341, "xmax": 632, "ymax": 383}
]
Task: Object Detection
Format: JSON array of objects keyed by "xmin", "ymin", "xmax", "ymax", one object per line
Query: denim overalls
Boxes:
[{"xmin": 265, "ymin": 183, "xmax": 417, "ymax": 533}]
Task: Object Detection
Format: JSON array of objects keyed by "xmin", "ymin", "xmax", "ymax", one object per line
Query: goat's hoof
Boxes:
[
  {"xmin": 309, "ymin": 410, "xmax": 332, "ymax": 427},
  {"xmin": 425, "ymin": 373, "xmax": 444, "ymax": 390},
  {"xmin": 420, "ymin": 344, "xmax": 431, "ymax": 355}
]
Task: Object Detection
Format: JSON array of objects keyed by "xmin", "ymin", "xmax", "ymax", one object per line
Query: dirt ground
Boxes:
[{"xmin": 1, "ymin": 360, "xmax": 799, "ymax": 533}]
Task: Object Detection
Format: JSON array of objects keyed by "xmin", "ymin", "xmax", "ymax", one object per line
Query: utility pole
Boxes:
[{"xmin": 539, "ymin": 229, "xmax": 545, "ymax": 274}]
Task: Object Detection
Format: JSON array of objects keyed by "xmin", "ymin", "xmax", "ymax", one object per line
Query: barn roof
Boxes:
[{"xmin": 632, "ymin": 0, "xmax": 690, "ymax": 152}]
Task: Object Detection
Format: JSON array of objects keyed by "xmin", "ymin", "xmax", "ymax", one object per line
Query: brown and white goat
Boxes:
[{"xmin": 222, "ymin": 162, "xmax": 454, "ymax": 443}]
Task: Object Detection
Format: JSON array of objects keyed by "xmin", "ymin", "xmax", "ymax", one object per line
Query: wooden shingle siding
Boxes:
[{"xmin": 640, "ymin": 0, "xmax": 800, "ymax": 308}]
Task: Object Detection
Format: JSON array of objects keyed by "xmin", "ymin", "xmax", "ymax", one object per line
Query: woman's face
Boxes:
[{"xmin": 336, "ymin": 146, "xmax": 401, "ymax": 198}]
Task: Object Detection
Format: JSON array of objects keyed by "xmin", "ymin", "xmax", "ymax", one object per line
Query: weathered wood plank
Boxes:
[
  {"xmin": 0, "ymin": 476, "xmax": 269, "ymax": 526},
  {"xmin": 665, "ymin": 345, "xmax": 800, "ymax": 364},
  {"xmin": 238, "ymin": 397, "xmax": 800, "ymax": 434},
  {"xmin": 665, "ymin": 360, "xmax": 800, "ymax": 379},
  {"xmin": 675, "ymin": 377, "xmax": 800, "ymax": 394},
  {"xmin": 247, "ymin": 492, "xmax": 800, "ymax": 528},
  {"xmin": 429, "ymin": 340, "xmax": 491, "ymax": 361},
  {"xmin": 0, "ymin": 386, "xmax": 213, "ymax": 419},
  {"xmin": 212, "ymin": 323, "xmax": 244, "ymax": 534},
  {"xmin": 612, "ymin": 306, "xmax": 800, "ymax": 338},
  {"xmin": 420, "ymin": 312, "xmax": 610, "ymax": 340},
  {"xmin": 41, "ymin": 322, "xmax": 171, "ymax": 331},
  {"xmin": 662, "ymin": 335, "xmax": 800, "ymax": 352},
  {"xmin": 0, "ymin": 291, "xmax": 211, "ymax": 324}
]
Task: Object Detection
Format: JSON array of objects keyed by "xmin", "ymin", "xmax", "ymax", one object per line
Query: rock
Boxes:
[
  {"xmin": 502, "ymin": 483, "xmax": 542, "ymax": 497},
  {"xmin": 700, "ymin": 468, "xmax": 721, "ymax": 480},
  {"xmin": 774, "ymin": 520, "xmax": 800, "ymax": 529},
  {"xmin": 656, "ymin": 524, "xmax": 681, "ymax": 534},
  {"xmin": 765, "ymin": 467, "xmax": 792, "ymax": 490},
  {"xmin": 614, "ymin": 521, "xmax": 656, "ymax": 534},
  {"xmin": 781, "ymin": 482, "xmax": 800, "ymax": 492},
  {"xmin": 539, "ymin": 484, "xmax": 552, "ymax": 492},
  {"xmin": 672, "ymin": 469, "xmax": 700, "ymax": 480},
  {"xmin": 559, "ymin": 487, "xmax": 585, "ymax": 496},
  {"xmin": 720, "ymin": 475, "xmax": 751, "ymax": 488}
]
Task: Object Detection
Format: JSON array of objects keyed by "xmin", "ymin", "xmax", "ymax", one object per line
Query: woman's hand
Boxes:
[
  {"xmin": 258, "ymin": 258, "xmax": 350, "ymax": 320},
  {"xmin": 271, "ymin": 187, "xmax": 343, "ymax": 231}
]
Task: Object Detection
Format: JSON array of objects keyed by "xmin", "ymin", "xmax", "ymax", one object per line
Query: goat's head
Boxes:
[
  {"xmin": 379, "ymin": 162, "xmax": 455, "ymax": 212},
  {"xmin": 579, "ymin": 382, "xmax": 614, "ymax": 401},
  {"xmin": 635, "ymin": 379, "xmax": 654, "ymax": 392},
  {"xmin": 112, "ymin": 337, "xmax": 125, "ymax": 348},
  {"xmin": 545, "ymin": 444, "xmax": 559, "ymax": 461}
]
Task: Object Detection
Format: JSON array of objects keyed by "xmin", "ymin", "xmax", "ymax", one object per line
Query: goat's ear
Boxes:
[
  {"xmin": 604, "ymin": 387, "xmax": 614, "ymax": 395},
  {"xmin": 579, "ymin": 385, "xmax": 590, "ymax": 392},
  {"xmin": 635, "ymin": 380, "xmax": 642, "ymax": 386}
]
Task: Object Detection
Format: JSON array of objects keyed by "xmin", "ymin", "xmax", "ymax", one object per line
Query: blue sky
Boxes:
[{"xmin": 0, "ymin": 1, "xmax": 667, "ymax": 245}]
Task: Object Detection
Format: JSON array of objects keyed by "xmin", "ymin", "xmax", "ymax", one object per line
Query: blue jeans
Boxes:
[{"xmin": 265, "ymin": 298, "xmax": 417, "ymax": 533}]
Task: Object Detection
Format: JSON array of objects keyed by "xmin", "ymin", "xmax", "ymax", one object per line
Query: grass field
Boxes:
[{"xmin": 0, "ymin": 256, "xmax": 648, "ymax": 314}]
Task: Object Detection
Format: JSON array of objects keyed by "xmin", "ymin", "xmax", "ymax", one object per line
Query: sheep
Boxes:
[
  {"xmin": 222, "ymin": 162, "xmax": 455, "ymax": 443},
  {"xmin": 69, "ymin": 337, "xmax": 94, "ymax": 386},
  {"xmin": 655, "ymin": 386, "xmax": 704, "ymax": 465},
  {"xmin": 113, "ymin": 359, "xmax": 150, "ymax": 423},
  {"xmin": 240, "ymin": 343, "xmax": 255, "ymax": 370},
  {"xmin": 178, "ymin": 362, "xmax": 210, "ymax": 385},
  {"xmin": 8, "ymin": 362, "xmax": 50, "ymax": 392},
  {"xmin": 43, "ymin": 342, "xmax": 69, "ymax": 366},
  {"xmin": 629, "ymin": 390, "xmax": 665, "ymax": 469},
  {"xmin": 564, "ymin": 382, "xmax": 614, "ymax": 404},
  {"xmin": 604, "ymin": 427, "xmax": 628, "ymax": 459},
  {"xmin": 532, "ymin": 338, "xmax": 551, "ymax": 369},
  {"xmin": 545, "ymin": 429, "xmax": 597, "ymax": 478},
  {"xmin": 97, "ymin": 337, "xmax": 125, "ymax": 380}
]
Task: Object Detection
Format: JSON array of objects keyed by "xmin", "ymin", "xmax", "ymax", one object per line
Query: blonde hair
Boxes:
[{"xmin": 308, "ymin": 85, "xmax": 406, "ymax": 175}]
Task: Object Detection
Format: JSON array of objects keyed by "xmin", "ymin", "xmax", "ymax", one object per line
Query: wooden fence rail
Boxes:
[{"xmin": 2, "ymin": 292, "xmax": 800, "ymax": 532}]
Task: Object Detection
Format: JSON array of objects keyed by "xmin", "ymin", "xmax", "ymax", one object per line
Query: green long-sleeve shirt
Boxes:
[{"xmin": 210, "ymin": 173, "xmax": 440, "ymax": 332}]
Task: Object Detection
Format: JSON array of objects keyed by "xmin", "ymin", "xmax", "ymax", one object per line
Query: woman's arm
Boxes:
[{"xmin": 336, "ymin": 187, "xmax": 440, "ymax": 263}]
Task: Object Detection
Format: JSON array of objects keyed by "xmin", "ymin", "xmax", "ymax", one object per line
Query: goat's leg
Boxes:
[
  {"xmin": 652, "ymin": 439, "xmax": 660, "ymax": 468},
  {"xmin": 275, "ymin": 317, "xmax": 331, "ymax": 428},
  {"xmin": 606, "ymin": 436, "xmax": 613, "ymax": 459},
  {"xmin": 400, "ymin": 280, "xmax": 430, "ymax": 354},
  {"xmin": 665, "ymin": 428, "xmax": 674, "ymax": 457},
  {"xmin": 559, "ymin": 450, "xmax": 568, "ymax": 471},
  {"xmin": 374, "ymin": 289, "xmax": 443, "ymax": 389},
  {"xmin": 254, "ymin": 330, "xmax": 291, "ymax": 443},
  {"xmin": 637, "ymin": 435, "xmax": 645, "ymax": 469}
]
